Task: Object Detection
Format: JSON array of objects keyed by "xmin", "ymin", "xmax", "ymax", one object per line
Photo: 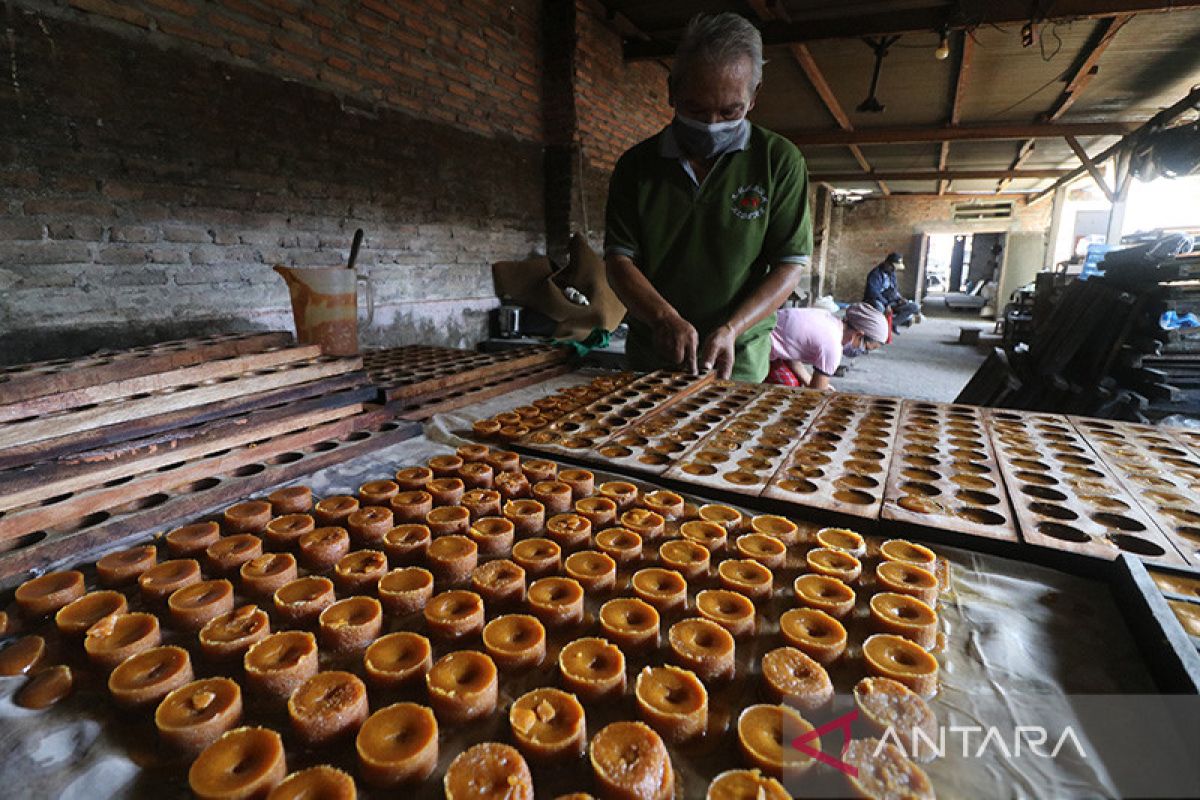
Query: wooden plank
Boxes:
[
  {"xmin": 365, "ymin": 345, "xmax": 570, "ymax": 402},
  {"xmin": 880, "ymin": 400, "xmax": 1019, "ymax": 542},
  {"xmin": 0, "ymin": 344, "xmax": 325, "ymax": 423},
  {"xmin": 0, "ymin": 405, "xmax": 385, "ymax": 546},
  {"xmin": 0, "ymin": 331, "xmax": 292, "ymax": 406},
  {"xmin": 811, "ymin": 168, "xmax": 1070, "ymax": 181},
  {"xmin": 939, "ymin": 32, "xmax": 975, "ymax": 194},
  {"xmin": 1045, "ymin": 15, "xmax": 1135, "ymax": 121},
  {"xmin": 983, "ymin": 409, "xmax": 1187, "ymax": 566},
  {"xmin": 0, "ymin": 391, "xmax": 368, "ymax": 511},
  {"xmin": 0, "ymin": 411, "xmax": 417, "ymax": 588},
  {"xmin": 0, "ymin": 371, "xmax": 369, "ymax": 471},
  {"xmin": 0, "ymin": 355, "xmax": 360, "ymax": 448},
  {"xmin": 396, "ymin": 363, "xmax": 574, "ymax": 420},
  {"xmin": 785, "ymin": 121, "xmax": 1136, "ymax": 146},
  {"xmin": 1065, "ymin": 135, "xmax": 1115, "ymax": 201}
]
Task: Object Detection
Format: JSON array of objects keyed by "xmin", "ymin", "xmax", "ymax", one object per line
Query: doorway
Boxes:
[{"xmin": 921, "ymin": 232, "xmax": 1006, "ymax": 314}]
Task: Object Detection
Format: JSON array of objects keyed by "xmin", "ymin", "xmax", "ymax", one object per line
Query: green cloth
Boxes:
[
  {"xmin": 604, "ymin": 123, "xmax": 813, "ymax": 382},
  {"xmin": 553, "ymin": 327, "xmax": 610, "ymax": 358}
]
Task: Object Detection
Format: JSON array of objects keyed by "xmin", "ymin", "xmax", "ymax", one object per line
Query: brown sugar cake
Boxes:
[
  {"xmin": 486, "ymin": 449, "xmax": 522, "ymax": 474},
  {"xmin": 244, "ymin": 630, "xmax": 319, "ymax": 702},
  {"xmin": 426, "ymin": 505, "xmax": 471, "ymax": 537},
  {"xmin": 880, "ymin": 538, "xmax": 938, "ymax": 568},
  {"xmin": 468, "ymin": 517, "xmax": 515, "ymax": 557},
  {"xmin": 659, "ymin": 539, "xmax": 710, "ymax": 581},
  {"xmin": 793, "ymin": 574, "xmax": 856, "ymax": 619},
  {"xmin": 736, "ymin": 704, "xmax": 816, "ymax": 778},
  {"xmin": 55, "ymin": 590, "xmax": 128, "ymax": 637},
  {"xmin": 429, "ymin": 453, "xmax": 464, "ymax": 477},
  {"xmin": 842, "ymin": 738, "xmax": 935, "ymax": 800},
  {"xmin": 15, "ymin": 570, "xmax": 86, "ymax": 618},
  {"xmin": 461, "ymin": 488, "xmax": 502, "ymax": 520},
  {"xmin": 426, "ymin": 535, "xmax": 479, "ymax": 586},
  {"xmin": 805, "ymin": 547, "xmax": 863, "ymax": 584},
  {"xmin": 503, "ymin": 498, "xmax": 546, "ymax": 536},
  {"xmin": 761, "ymin": 646, "xmax": 833, "ymax": 710},
  {"xmin": 333, "ymin": 550, "xmax": 389, "ymax": 595},
  {"xmin": 695, "ymin": 589, "xmax": 756, "ymax": 637},
  {"xmin": 357, "ymin": 702, "xmax": 439, "ymax": 786},
  {"xmin": 862, "ymin": 634, "xmax": 940, "ymax": 698},
  {"xmin": 346, "ymin": 505, "xmax": 394, "ymax": 545},
  {"xmin": 707, "ymin": 769, "xmax": 790, "ymax": 800},
  {"xmin": 598, "ymin": 480, "xmax": 639, "ymax": 511},
  {"xmin": 96, "ymin": 544, "xmax": 157, "ymax": 586},
  {"xmin": 273, "ymin": 576, "xmax": 336, "ymax": 626},
  {"xmin": 558, "ymin": 468, "xmax": 595, "ymax": 499},
  {"xmin": 632, "ymin": 568, "xmax": 688, "ymax": 613},
  {"xmin": 668, "ymin": 618, "xmax": 735, "ymax": 681},
  {"xmin": 239, "ymin": 553, "xmax": 298, "ymax": 599},
  {"xmin": 635, "ymin": 664, "xmax": 708, "ymax": 741},
  {"xmin": 85, "ymin": 612, "xmax": 162, "ymax": 670},
  {"xmin": 680, "ymin": 520, "xmax": 728, "ymax": 554},
  {"xmin": 109, "ymin": 645, "xmax": 194, "ymax": 708},
  {"xmin": 358, "ymin": 479, "xmax": 400, "ymax": 507},
  {"xmin": 364, "ymin": 631, "xmax": 433, "ymax": 690},
  {"xmin": 378, "ymin": 567, "xmax": 435, "ymax": 615},
  {"xmin": 482, "ymin": 614, "xmax": 546, "ymax": 670},
  {"xmin": 564, "ymin": 550, "xmax": 617, "ymax": 593},
  {"xmin": 815, "ymin": 526, "xmax": 868, "ymax": 557},
  {"xmin": 390, "ymin": 490, "xmax": 434, "ymax": 524},
  {"xmin": 200, "ymin": 605, "xmax": 271, "ymax": 661},
  {"xmin": 319, "ymin": 596, "xmax": 383, "ymax": 652},
  {"xmin": 165, "ymin": 521, "xmax": 221, "ymax": 558},
  {"xmin": 779, "ymin": 607, "xmax": 847, "ymax": 664},
  {"xmin": 521, "ymin": 458, "xmax": 557, "ymax": 483},
  {"xmin": 297, "ymin": 526, "xmax": 351, "ymax": 571},
  {"xmin": 513, "ymin": 538, "xmax": 562, "ymax": 578},
  {"xmin": 155, "ymin": 677, "xmax": 243, "ymax": 754},
  {"xmin": 854, "ymin": 677, "xmax": 939, "ymax": 762},
  {"xmin": 527, "ymin": 576, "xmax": 584, "ymax": 627},
  {"xmin": 748, "ymin": 515, "xmax": 798, "ymax": 545},
  {"xmin": 495, "ymin": 470, "xmax": 531, "ymax": 500},
  {"xmin": 698, "ymin": 503, "xmax": 743, "ymax": 532},
  {"xmin": 268, "ymin": 766, "xmax": 355, "ymax": 800},
  {"xmin": 734, "ymin": 534, "xmax": 787, "ymax": 570},
  {"xmin": 869, "ymin": 593, "xmax": 939, "ymax": 649},
  {"xmin": 206, "ymin": 534, "xmax": 264, "ymax": 576},
  {"xmin": 382, "ymin": 524, "xmax": 430, "ymax": 565},
  {"xmin": 641, "ymin": 489, "xmax": 685, "ymax": 520},
  {"xmin": 574, "ymin": 496, "xmax": 616, "ymax": 529},
  {"xmin": 444, "ymin": 742, "xmax": 533, "ymax": 800},
  {"xmin": 621, "ymin": 508, "xmax": 666, "ymax": 541},
  {"xmin": 139, "ymin": 559, "xmax": 202, "ymax": 604},
  {"xmin": 594, "ymin": 528, "xmax": 643, "ymax": 566},
  {"xmin": 0, "ymin": 635, "xmax": 47, "ymax": 677},
  {"xmin": 599, "ymin": 598, "xmax": 660, "ymax": 652},
  {"xmin": 876, "ymin": 561, "xmax": 940, "ymax": 605},
  {"xmin": 395, "ymin": 466, "xmax": 434, "ymax": 491},
  {"xmin": 264, "ymin": 514, "xmax": 315, "ymax": 550},
  {"xmin": 314, "ymin": 495, "xmax": 360, "ymax": 527},
  {"xmin": 268, "ymin": 486, "xmax": 312, "ymax": 515},
  {"xmin": 459, "ymin": 461, "xmax": 495, "ymax": 489},
  {"xmin": 426, "ymin": 477, "xmax": 465, "ymax": 506},
  {"xmin": 426, "ymin": 650, "xmax": 499, "ymax": 724},
  {"xmin": 16, "ymin": 664, "xmax": 75, "ymax": 710},
  {"xmin": 546, "ymin": 513, "xmax": 593, "ymax": 550},
  {"xmin": 509, "ymin": 688, "xmax": 587, "ymax": 762},
  {"xmin": 189, "ymin": 726, "xmax": 286, "ymax": 800},
  {"xmin": 223, "ymin": 500, "xmax": 273, "ymax": 534},
  {"xmin": 559, "ymin": 637, "xmax": 626, "ymax": 701},
  {"xmin": 288, "ymin": 671, "xmax": 370, "ymax": 747},
  {"xmin": 589, "ymin": 721, "xmax": 673, "ymax": 800},
  {"xmin": 717, "ymin": 559, "xmax": 774, "ymax": 600},
  {"xmin": 532, "ymin": 480, "xmax": 574, "ymax": 514},
  {"xmin": 471, "ymin": 559, "xmax": 526, "ymax": 606},
  {"xmin": 423, "ymin": 590, "xmax": 485, "ymax": 639}
]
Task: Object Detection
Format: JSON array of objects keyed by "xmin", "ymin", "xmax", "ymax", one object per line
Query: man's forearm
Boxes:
[
  {"xmin": 606, "ymin": 254, "xmax": 680, "ymax": 325},
  {"xmin": 720, "ymin": 262, "xmax": 806, "ymax": 337}
]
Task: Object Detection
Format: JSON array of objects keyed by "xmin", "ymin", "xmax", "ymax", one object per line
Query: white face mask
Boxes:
[{"xmin": 672, "ymin": 113, "xmax": 747, "ymax": 159}]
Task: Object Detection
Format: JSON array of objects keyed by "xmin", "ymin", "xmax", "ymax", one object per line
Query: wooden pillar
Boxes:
[
  {"xmin": 1044, "ymin": 185, "xmax": 1068, "ymax": 268},
  {"xmin": 810, "ymin": 185, "xmax": 833, "ymax": 302}
]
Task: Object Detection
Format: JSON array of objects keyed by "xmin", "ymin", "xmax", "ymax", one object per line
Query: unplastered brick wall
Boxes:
[
  {"xmin": 824, "ymin": 195, "xmax": 1053, "ymax": 303},
  {"xmin": 0, "ymin": 1, "xmax": 545, "ymax": 363},
  {"xmin": 574, "ymin": 0, "xmax": 671, "ymax": 245}
]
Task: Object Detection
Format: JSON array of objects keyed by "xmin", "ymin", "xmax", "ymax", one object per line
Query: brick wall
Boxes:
[
  {"xmin": 0, "ymin": 1, "xmax": 545, "ymax": 363},
  {"xmin": 824, "ymin": 195, "xmax": 1053, "ymax": 303}
]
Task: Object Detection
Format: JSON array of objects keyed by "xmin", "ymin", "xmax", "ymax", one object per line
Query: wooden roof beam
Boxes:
[
  {"xmin": 1065, "ymin": 135, "xmax": 1116, "ymax": 201},
  {"xmin": 624, "ymin": 0, "xmax": 1200, "ymax": 59},
  {"xmin": 939, "ymin": 30, "xmax": 974, "ymax": 195},
  {"xmin": 996, "ymin": 140, "xmax": 1037, "ymax": 192},
  {"xmin": 1044, "ymin": 14, "xmax": 1135, "ymax": 121},
  {"xmin": 813, "ymin": 168, "xmax": 1071, "ymax": 181},
  {"xmin": 784, "ymin": 121, "xmax": 1133, "ymax": 146}
]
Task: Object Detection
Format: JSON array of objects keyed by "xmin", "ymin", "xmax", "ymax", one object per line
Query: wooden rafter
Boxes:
[
  {"xmin": 812, "ymin": 168, "xmax": 1071, "ymax": 181},
  {"xmin": 1065, "ymin": 135, "xmax": 1115, "ymax": 201},
  {"xmin": 784, "ymin": 121, "xmax": 1133, "ymax": 146},
  {"xmin": 939, "ymin": 30, "xmax": 974, "ymax": 195},
  {"xmin": 624, "ymin": 0, "xmax": 1200, "ymax": 59},
  {"xmin": 996, "ymin": 140, "xmax": 1037, "ymax": 192}
]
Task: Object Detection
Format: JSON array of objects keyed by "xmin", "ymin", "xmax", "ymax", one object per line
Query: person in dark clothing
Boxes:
[{"xmin": 864, "ymin": 252, "xmax": 921, "ymax": 332}]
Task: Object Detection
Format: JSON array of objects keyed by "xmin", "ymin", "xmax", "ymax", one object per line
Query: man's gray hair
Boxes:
[{"xmin": 670, "ymin": 13, "xmax": 764, "ymax": 96}]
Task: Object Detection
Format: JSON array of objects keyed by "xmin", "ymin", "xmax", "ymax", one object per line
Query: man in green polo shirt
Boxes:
[{"xmin": 604, "ymin": 13, "xmax": 812, "ymax": 382}]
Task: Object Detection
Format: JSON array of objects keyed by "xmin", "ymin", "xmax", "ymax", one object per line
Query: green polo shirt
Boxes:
[{"xmin": 604, "ymin": 123, "xmax": 813, "ymax": 382}]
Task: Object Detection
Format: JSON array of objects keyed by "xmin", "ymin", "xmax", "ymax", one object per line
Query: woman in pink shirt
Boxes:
[{"xmin": 766, "ymin": 303, "xmax": 889, "ymax": 390}]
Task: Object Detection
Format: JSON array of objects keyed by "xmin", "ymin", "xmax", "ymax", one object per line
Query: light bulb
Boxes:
[{"xmin": 934, "ymin": 35, "xmax": 950, "ymax": 60}]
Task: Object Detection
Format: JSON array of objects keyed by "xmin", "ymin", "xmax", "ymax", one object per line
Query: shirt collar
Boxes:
[{"xmin": 659, "ymin": 120, "xmax": 752, "ymax": 159}]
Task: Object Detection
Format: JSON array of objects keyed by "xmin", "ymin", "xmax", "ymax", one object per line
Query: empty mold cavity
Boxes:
[
  {"xmin": 1091, "ymin": 513, "xmax": 1147, "ymax": 532},
  {"xmin": 1029, "ymin": 502, "xmax": 1078, "ymax": 521},
  {"xmin": 234, "ymin": 463, "xmax": 267, "ymax": 477},
  {"xmin": 833, "ymin": 489, "xmax": 874, "ymax": 505},
  {"xmin": 1107, "ymin": 534, "xmax": 1165, "ymax": 557},
  {"xmin": 110, "ymin": 493, "xmax": 169, "ymax": 515},
  {"xmin": 181, "ymin": 477, "xmax": 222, "ymax": 493},
  {"xmin": 1038, "ymin": 522, "xmax": 1091, "ymax": 543},
  {"xmin": 958, "ymin": 490, "xmax": 1001, "ymax": 507},
  {"xmin": 268, "ymin": 452, "xmax": 305, "ymax": 465}
]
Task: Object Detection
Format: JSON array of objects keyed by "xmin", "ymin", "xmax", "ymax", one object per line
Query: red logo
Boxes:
[{"xmin": 790, "ymin": 709, "xmax": 859, "ymax": 777}]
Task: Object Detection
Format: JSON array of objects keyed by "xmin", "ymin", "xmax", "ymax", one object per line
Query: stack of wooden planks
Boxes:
[{"xmin": 0, "ymin": 332, "xmax": 393, "ymax": 561}]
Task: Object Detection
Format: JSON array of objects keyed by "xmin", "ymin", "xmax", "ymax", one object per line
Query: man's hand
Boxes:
[
  {"xmin": 700, "ymin": 325, "xmax": 737, "ymax": 379},
  {"xmin": 654, "ymin": 312, "xmax": 699, "ymax": 373}
]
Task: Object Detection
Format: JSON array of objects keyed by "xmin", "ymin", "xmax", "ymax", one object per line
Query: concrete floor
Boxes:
[{"xmin": 832, "ymin": 309, "xmax": 992, "ymax": 402}]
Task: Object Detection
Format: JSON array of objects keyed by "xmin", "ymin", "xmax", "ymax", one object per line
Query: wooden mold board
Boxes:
[
  {"xmin": 761, "ymin": 392, "xmax": 904, "ymax": 519},
  {"xmin": 1068, "ymin": 416, "xmax": 1200, "ymax": 568},
  {"xmin": 516, "ymin": 370, "xmax": 716, "ymax": 460},
  {"xmin": 0, "ymin": 411, "xmax": 417, "ymax": 588},
  {"xmin": 880, "ymin": 400, "xmax": 1019, "ymax": 543},
  {"xmin": 0, "ymin": 405, "xmax": 393, "ymax": 545},
  {"xmin": 659, "ymin": 384, "xmax": 830, "ymax": 496},
  {"xmin": 0, "ymin": 355, "xmax": 360, "ymax": 449},
  {"xmin": 0, "ymin": 371, "xmax": 370, "ymax": 472},
  {"xmin": 984, "ymin": 410, "xmax": 1187, "ymax": 566},
  {"xmin": 365, "ymin": 344, "xmax": 570, "ymax": 402},
  {"xmin": 0, "ymin": 331, "xmax": 293, "ymax": 406},
  {"xmin": 396, "ymin": 362, "xmax": 574, "ymax": 420}
]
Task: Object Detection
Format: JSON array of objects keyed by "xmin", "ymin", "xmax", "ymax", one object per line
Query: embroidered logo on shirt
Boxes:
[{"xmin": 730, "ymin": 185, "xmax": 769, "ymax": 220}]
